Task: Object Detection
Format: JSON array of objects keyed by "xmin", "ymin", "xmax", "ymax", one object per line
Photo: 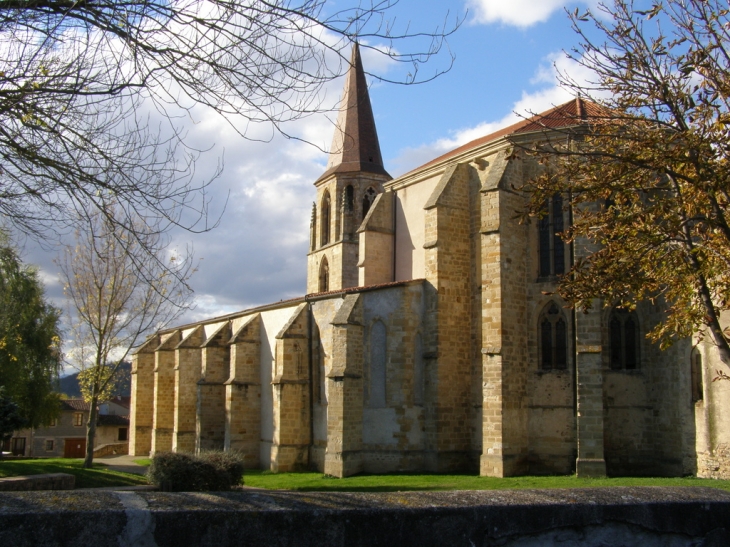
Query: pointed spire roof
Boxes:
[{"xmin": 316, "ymin": 43, "xmax": 391, "ymax": 183}]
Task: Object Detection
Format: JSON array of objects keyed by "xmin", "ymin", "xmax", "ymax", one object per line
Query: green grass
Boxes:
[
  {"xmin": 0, "ymin": 458, "xmax": 148, "ymax": 489},
  {"xmin": 133, "ymin": 458, "xmax": 152, "ymax": 467},
  {"xmin": 243, "ymin": 470, "xmax": 730, "ymax": 493}
]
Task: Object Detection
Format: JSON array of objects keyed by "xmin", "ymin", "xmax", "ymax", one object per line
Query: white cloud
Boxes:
[
  {"xmin": 390, "ymin": 51, "xmax": 597, "ymax": 175},
  {"xmin": 467, "ymin": 0, "xmax": 596, "ymax": 28}
]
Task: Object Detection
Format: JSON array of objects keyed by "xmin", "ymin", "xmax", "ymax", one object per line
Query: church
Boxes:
[{"xmin": 129, "ymin": 44, "xmax": 730, "ymax": 479}]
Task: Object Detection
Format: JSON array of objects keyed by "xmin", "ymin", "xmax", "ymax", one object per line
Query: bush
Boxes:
[{"xmin": 146, "ymin": 450, "xmax": 245, "ymax": 492}]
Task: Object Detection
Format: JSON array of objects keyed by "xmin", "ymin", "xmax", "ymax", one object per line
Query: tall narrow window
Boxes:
[
  {"xmin": 369, "ymin": 321, "xmax": 387, "ymax": 407},
  {"xmin": 414, "ymin": 334, "xmax": 425, "ymax": 406},
  {"xmin": 321, "ymin": 191, "xmax": 331, "ymax": 246},
  {"xmin": 363, "ymin": 187, "xmax": 377, "ymax": 219},
  {"xmin": 538, "ymin": 194, "xmax": 567, "ymax": 278},
  {"xmin": 310, "ymin": 202, "xmax": 317, "ymax": 251},
  {"xmin": 318, "ymin": 257, "xmax": 329, "ymax": 293},
  {"xmin": 608, "ymin": 307, "xmax": 640, "ymax": 370},
  {"xmin": 344, "ymin": 185, "xmax": 354, "ymax": 212},
  {"xmin": 539, "ymin": 302, "xmax": 568, "ymax": 371},
  {"xmin": 691, "ymin": 349, "xmax": 703, "ymax": 402}
]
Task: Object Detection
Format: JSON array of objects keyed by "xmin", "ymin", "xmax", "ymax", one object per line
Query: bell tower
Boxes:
[{"xmin": 307, "ymin": 43, "xmax": 391, "ymax": 293}]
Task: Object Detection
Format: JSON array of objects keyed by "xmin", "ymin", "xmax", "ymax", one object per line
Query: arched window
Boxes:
[
  {"xmin": 538, "ymin": 194, "xmax": 566, "ymax": 278},
  {"xmin": 369, "ymin": 321, "xmax": 387, "ymax": 407},
  {"xmin": 362, "ymin": 187, "xmax": 377, "ymax": 219},
  {"xmin": 539, "ymin": 302, "xmax": 568, "ymax": 371},
  {"xmin": 609, "ymin": 307, "xmax": 639, "ymax": 370},
  {"xmin": 318, "ymin": 257, "xmax": 329, "ymax": 293},
  {"xmin": 344, "ymin": 185, "xmax": 354, "ymax": 212},
  {"xmin": 691, "ymin": 348, "xmax": 703, "ymax": 402},
  {"xmin": 321, "ymin": 191, "xmax": 331, "ymax": 246}
]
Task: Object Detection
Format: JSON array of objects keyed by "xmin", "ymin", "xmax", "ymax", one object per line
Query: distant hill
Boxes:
[{"xmin": 57, "ymin": 362, "xmax": 132, "ymax": 398}]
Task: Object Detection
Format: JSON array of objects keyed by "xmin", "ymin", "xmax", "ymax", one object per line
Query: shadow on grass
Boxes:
[{"xmin": 0, "ymin": 458, "xmax": 148, "ymax": 488}]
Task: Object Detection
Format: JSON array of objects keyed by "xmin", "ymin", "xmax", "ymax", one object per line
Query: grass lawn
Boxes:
[
  {"xmin": 243, "ymin": 470, "xmax": 730, "ymax": 493},
  {"xmin": 0, "ymin": 458, "xmax": 148, "ymax": 489}
]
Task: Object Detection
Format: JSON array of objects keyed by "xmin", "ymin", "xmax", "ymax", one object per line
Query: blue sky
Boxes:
[{"xmin": 26, "ymin": 0, "xmax": 607, "ymax": 354}]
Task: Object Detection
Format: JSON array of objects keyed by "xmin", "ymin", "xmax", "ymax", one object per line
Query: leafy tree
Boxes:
[
  {"xmin": 0, "ymin": 233, "xmax": 62, "ymax": 429},
  {"xmin": 524, "ymin": 0, "xmax": 730, "ymax": 369},
  {"xmin": 58, "ymin": 208, "xmax": 193, "ymax": 468},
  {"xmin": 0, "ymin": 0, "xmax": 458, "ymax": 264},
  {"xmin": 0, "ymin": 387, "xmax": 25, "ymax": 457}
]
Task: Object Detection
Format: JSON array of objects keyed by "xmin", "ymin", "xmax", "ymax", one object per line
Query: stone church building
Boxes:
[{"xmin": 129, "ymin": 44, "xmax": 730, "ymax": 479}]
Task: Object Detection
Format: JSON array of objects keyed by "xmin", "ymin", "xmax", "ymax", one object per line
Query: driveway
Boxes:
[{"xmin": 95, "ymin": 454, "xmax": 148, "ymax": 476}]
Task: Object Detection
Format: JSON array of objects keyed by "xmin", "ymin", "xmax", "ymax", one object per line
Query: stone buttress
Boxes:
[
  {"xmin": 271, "ymin": 304, "xmax": 311, "ymax": 471},
  {"xmin": 225, "ymin": 314, "xmax": 262, "ymax": 467},
  {"xmin": 324, "ymin": 294, "xmax": 365, "ymax": 477},
  {"xmin": 173, "ymin": 325, "xmax": 205, "ymax": 453},
  {"xmin": 197, "ymin": 322, "xmax": 232, "ymax": 452}
]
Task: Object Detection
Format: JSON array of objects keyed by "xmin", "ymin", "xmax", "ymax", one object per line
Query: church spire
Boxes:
[{"xmin": 316, "ymin": 43, "xmax": 390, "ymax": 182}]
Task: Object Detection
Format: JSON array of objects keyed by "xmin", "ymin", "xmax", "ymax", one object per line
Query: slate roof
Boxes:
[{"xmin": 316, "ymin": 43, "xmax": 391, "ymax": 182}]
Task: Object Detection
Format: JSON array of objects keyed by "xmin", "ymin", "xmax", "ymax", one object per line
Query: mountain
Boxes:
[{"xmin": 57, "ymin": 362, "xmax": 132, "ymax": 398}]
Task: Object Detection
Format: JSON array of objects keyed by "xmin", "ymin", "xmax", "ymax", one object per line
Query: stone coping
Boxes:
[
  {"xmin": 1, "ymin": 487, "xmax": 729, "ymax": 546},
  {"xmin": 0, "ymin": 473, "xmax": 74, "ymax": 492}
]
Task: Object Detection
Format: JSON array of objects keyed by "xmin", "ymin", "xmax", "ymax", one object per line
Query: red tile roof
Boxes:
[
  {"xmin": 411, "ymin": 98, "xmax": 608, "ymax": 174},
  {"xmin": 61, "ymin": 399, "xmax": 90, "ymax": 412}
]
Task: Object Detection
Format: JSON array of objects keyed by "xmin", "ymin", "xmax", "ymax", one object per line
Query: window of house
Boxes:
[
  {"xmin": 45, "ymin": 440, "xmax": 54, "ymax": 451},
  {"xmin": 362, "ymin": 187, "xmax": 377, "ymax": 219},
  {"xmin": 74, "ymin": 413, "xmax": 83, "ymax": 426},
  {"xmin": 691, "ymin": 349, "xmax": 703, "ymax": 402},
  {"xmin": 538, "ymin": 194, "xmax": 566, "ymax": 278},
  {"xmin": 609, "ymin": 307, "xmax": 639, "ymax": 370},
  {"xmin": 321, "ymin": 191, "xmax": 331, "ymax": 246},
  {"xmin": 539, "ymin": 302, "xmax": 568, "ymax": 371},
  {"xmin": 118, "ymin": 428, "xmax": 128, "ymax": 442},
  {"xmin": 318, "ymin": 257, "xmax": 329, "ymax": 292},
  {"xmin": 49, "ymin": 418, "xmax": 57, "ymax": 427}
]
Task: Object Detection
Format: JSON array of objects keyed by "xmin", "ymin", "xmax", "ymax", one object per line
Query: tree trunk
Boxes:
[{"xmin": 83, "ymin": 390, "xmax": 99, "ymax": 469}]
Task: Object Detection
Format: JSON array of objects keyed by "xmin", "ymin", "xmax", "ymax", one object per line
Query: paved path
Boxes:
[{"xmin": 95, "ymin": 454, "xmax": 148, "ymax": 476}]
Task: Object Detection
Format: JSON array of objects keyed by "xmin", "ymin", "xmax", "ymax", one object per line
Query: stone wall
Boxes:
[{"xmin": 2, "ymin": 488, "xmax": 729, "ymax": 547}]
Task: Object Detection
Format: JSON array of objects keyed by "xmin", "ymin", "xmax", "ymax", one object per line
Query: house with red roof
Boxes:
[{"xmin": 129, "ymin": 44, "xmax": 728, "ymax": 479}]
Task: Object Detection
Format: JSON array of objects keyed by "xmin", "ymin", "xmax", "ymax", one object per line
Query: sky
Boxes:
[{"xmin": 21, "ymin": 0, "xmax": 608, "ymax": 363}]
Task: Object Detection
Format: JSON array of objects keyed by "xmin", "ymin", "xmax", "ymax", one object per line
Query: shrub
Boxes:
[{"xmin": 146, "ymin": 450, "xmax": 245, "ymax": 492}]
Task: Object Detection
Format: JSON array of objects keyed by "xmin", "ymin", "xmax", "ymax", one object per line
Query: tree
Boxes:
[
  {"xmin": 523, "ymin": 0, "xmax": 730, "ymax": 368},
  {"xmin": 58, "ymin": 209, "xmax": 194, "ymax": 468},
  {"xmin": 0, "ymin": 0, "xmax": 458, "ymax": 260},
  {"xmin": 0, "ymin": 387, "xmax": 25, "ymax": 457},
  {"xmin": 0, "ymin": 233, "xmax": 62, "ymax": 429}
]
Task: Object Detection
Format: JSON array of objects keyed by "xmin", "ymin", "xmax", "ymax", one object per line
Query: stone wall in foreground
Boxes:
[{"xmin": 1, "ymin": 487, "xmax": 729, "ymax": 547}]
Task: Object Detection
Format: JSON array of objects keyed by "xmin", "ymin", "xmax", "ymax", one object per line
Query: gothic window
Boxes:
[
  {"xmin": 321, "ymin": 191, "xmax": 331, "ymax": 246},
  {"xmin": 414, "ymin": 334, "xmax": 425, "ymax": 406},
  {"xmin": 344, "ymin": 185, "xmax": 354, "ymax": 212},
  {"xmin": 538, "ymin": 194, "xmax": 566, "ymax": 278},
  {"xmin": 691, "ymin": 348, "xmax": 703, "ymax": 402},
  {"xmin": 539, "ymin": 302, "xmax": 568, "ymax": 371},
  {"xmin": 609, "ymin": 308, "xmax": 639, "ymax": 370},
  {"xmin": 369, "ymin": 321, "xmax": 387, "ymax": 407},
  {"xmin": 362, "ymin": 187, "xmax": 377, "ymax": 219},
  {"xmin": 318, "ymin": 257, "xmax": 329, "ymax": 293},
  {"xmin": 310, "ymin": 202, "xmax": 317, "ymax": 251}
]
